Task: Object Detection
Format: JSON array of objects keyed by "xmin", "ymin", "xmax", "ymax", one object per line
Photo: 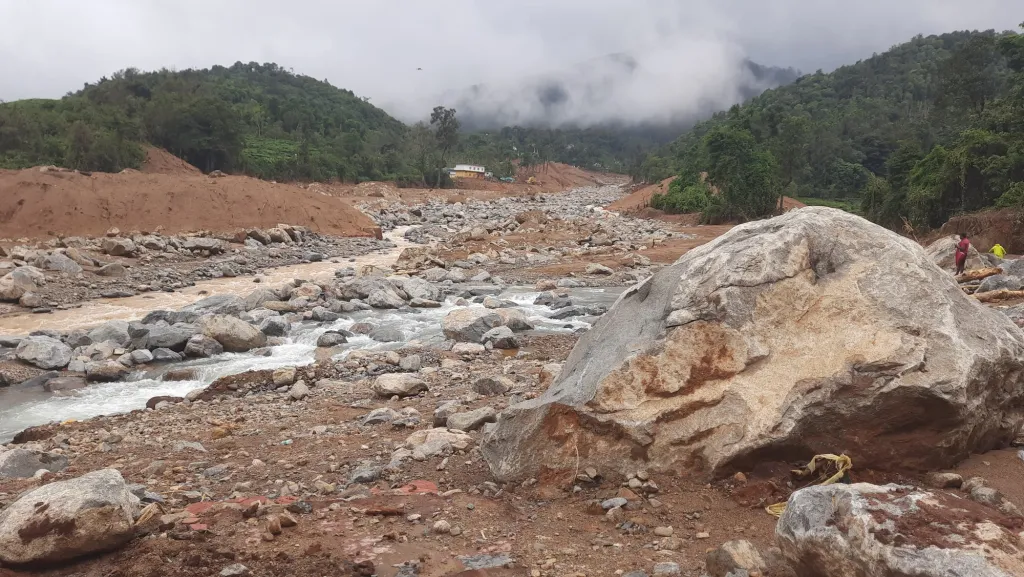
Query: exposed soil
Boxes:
[
  {"xmin": 606, "ymin": 177, "xmax": 677, "ymax": 214},
  {"xmin": 0, "ymin": 167, "xmax": 379, "ymax": 240},
  {"xmin": 941, "ymin": 208, "xmax": 1024, "ymax": 254},
  {"xmin": 141, "ymin": 147, "xmax": 203, "ymax": 177}
]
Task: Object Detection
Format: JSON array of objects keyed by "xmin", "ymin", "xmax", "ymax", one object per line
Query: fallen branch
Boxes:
[
  {"xmin": 957, "ymin": 267, "xmax": 1002, "ymax": 283},
  {"xmin": 974, "ymin": 289, "xmax": 1024, "ymax": 303}
]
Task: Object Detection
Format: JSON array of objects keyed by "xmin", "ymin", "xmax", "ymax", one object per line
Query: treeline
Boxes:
[
  {"xmin": 644, "ymin": 28, "xmax": 1024, "ymax": 227},
  {"xmin": 0, "ymin": 62, "xmax": 670, "ymax": 184}
]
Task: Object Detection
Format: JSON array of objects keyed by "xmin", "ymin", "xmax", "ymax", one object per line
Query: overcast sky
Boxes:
[{"xmin": 1, "ymin": 0, "xmax": 1021, "ymax": 125}]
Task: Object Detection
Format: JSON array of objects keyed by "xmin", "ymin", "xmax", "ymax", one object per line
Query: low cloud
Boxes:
[{"xmin": 1, "ymin": 0, "xmax": 1020, "ymax": 128}]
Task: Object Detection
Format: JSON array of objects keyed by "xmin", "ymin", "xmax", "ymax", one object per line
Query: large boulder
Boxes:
[
  {"xmin": 145, "ymin": 324, "xmax": 195, "ymax": 351},
  {"xmin": 0, "ymin": 469, "xmax": 139, "ymax": 565},
  {"xmin": 15, "ymin": 336, "xmax": 72, "ymax": 370},
  {"xmin": 85, "ymin": 360, "xmax": 131, "ymax": 382},
  {"xmin": 481, "ymin": 208, "xmax": 1024, "ymax": 483},
  {"xmin": 442, "ymin": 308, "xmax": 504, "ymax": 343},
  {"xmin": 36, "ymin": 252, "xmax": 83, "ymax": 275},
  {"xmin": 924, "ymin": 234, "xmax": 984, "ymax": 271},
  {"xmin": 777, "ymin": 483, "xmax": 1024, "ymax": 577},
  {"xmin": 978, "ymin": 273, "xmax": 1024, "ymax": 294},
  {"xmin": 181, "ymin": 237, "xmax": 225, "ymax": 254},
  {"xmin": 391, "ymin": 276, "xmax": 443, "ymax": 302},
  {"xmin": 0, "ymin": 449, "xmax": 69, "ymax": 478},
  {"xmin": 366, "ymin": 288, "xmax": 406, "ymax": 309},
  {"xmin": 372, "ymin": 374, "xmax": 428, "ymax": 398},
  {"xmin": 0, "ymin": 267, "xmax": 44, "ymax": 302},
  {"xmin": 198, "ymin": 315, "xmax": 267, "ymax": 352},
  {"xmin": 182, "ymin": 294, "xmax": 246, "ymax": 316},
  {"xmin": 101, "ymin": 237, "xmax": 137, "ymax": 257},
  {"xmin": 87, "ymin": 320, "xmax": 132, "ymax": 348}
]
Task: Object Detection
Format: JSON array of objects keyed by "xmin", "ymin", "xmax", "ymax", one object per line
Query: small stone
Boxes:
[
  {"xmin": 696, "ymin": 532, "xmax": 710, "ymax": 540},
  {"xmin": 652, "ymin": 562, "xmax": 681, "ymax": 576},
  {"xmin": 450, "ymin": 526, "xmax": 463, "ymax": 536},
  {"xmin": 927, "ymin": 472, "xmax": 963, "ymax": 489},
  {"xmin": 585, "ymin": 467, "xmax": 599, "ymax": 479},
  {"xmin": 266, "ymin": 515, "xmax": 282, "ymax": 535},
  {"xmin": 636, "ymin": 470, "xmax": 650, "ymax": 481},
  {"xmin": 628, "ymin": 478, "xmax": 643, "ymax": 489},
  {"xmin": 433, "ymin": 519, "xmax": 452, "ymax": 534},
  {"xmin": 220, "ymin": 564, "xmax": 251, "ymax": 577},
  {"xmin": 407, "ymin": 514, "xmax": 422, "ymax": 522},
  {"xmin": 653, "ymin": 526, "xmax": 674, "ymax": 537},
  {"xmin": 602, "ymin": 497, "xmax": 628, "ymax": 510},
  {"xmin": 279, "ymin": 513, "xmax": 298, "ymax": 528},
  {"xmin": 272, "ymin": 367, "xmax": 297, "ymax": 387}
]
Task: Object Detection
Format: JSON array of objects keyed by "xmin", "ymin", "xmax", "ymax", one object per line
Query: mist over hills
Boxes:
[{"xmin": 435, "ymin": 54, "xmax": 800, "ymax": 133}]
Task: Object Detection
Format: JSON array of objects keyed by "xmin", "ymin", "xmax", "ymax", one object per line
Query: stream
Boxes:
[{"xmin": 0, "ymin": 229, "xmax": 625, "ymax": 442}]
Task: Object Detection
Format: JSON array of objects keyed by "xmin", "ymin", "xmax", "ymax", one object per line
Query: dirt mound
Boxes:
[
  {"xmin": 942, "ymin": 209, "xmax": 1024, "ymax": 254},
  {"xmin": 607, "ymin": 177, "xmax": 677, "ymax": 213},
  {"xmin": 517, "ymin": 162, "xmax": 619, "ymax": 192},
  {"xmin": 140, "ymin": 147, "xmax": 202, "ymax": 176},
  {"xmin": 0, "ymin": 167, "xmax": 379, "ymax": 239},
  {"xmin": 781, "ymin": 197, "xmax": 807, "ymax": 211}
]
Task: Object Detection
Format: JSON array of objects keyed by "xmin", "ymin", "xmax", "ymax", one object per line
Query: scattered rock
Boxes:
[
  {"xmin": 272, "ymin": 367, "xmax": 297, "ymax": 387},
  {"xmin": 372, "ymin": 374, "xmax": 428, "ymax": 398},
  {"xmin": 199, "ymin": 315, "xmax": 267, "ymax": 352},
  {"xmin": 185, "ymin": 334, "xmax": 224, "ymax": 358},
  {"xmin": 0, "ymin": 449, "xmax": 69, "ymax": 478},
  {"xmin": 442, "ymin": 308, "xmax": 504, "ymax": 342},
  {"xmin": 289, "ymin": 380, "xmax": 310, "ymax": 401},
  {"xmin": 446, "ymin": 406, "xmax": 497, "ymax": 431},
  {"xmin": 0, "ymin": 469, "xmax": 138, "ymax": 565},
  {"xmin": 15, "ymin": 336, "xmax": 72, "ymax": 370},
  {"xmin": 472, "ymin": 376, "xmax": 513, "ymax": 396},
  {"xmin": 705, "ymin": 540, "xmax": 767, "ymax": 577}
]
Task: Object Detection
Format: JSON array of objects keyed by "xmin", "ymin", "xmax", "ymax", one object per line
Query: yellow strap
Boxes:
[{"xmin": 765, "ymin": 453, "xmax": 852, "ymax": 517}]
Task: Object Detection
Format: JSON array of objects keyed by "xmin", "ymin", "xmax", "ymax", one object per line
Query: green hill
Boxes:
[
  {"xmin": 0, "ymin": 62, "xmax": 409, "ymax": 182},
  {"xmin": 643, "ymin": 28, "xmax": 1024, "ymax": 227}
]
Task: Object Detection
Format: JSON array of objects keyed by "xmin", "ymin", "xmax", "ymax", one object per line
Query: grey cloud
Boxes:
[{"xmin": 1, "ymin": 0, "xmax": 1020, "ymax": 127}]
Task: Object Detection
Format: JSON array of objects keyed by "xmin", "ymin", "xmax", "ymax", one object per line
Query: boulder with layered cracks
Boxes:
[{"xmin": 482, "ymin": 208, "xmax": 1024, "ymax": 482}]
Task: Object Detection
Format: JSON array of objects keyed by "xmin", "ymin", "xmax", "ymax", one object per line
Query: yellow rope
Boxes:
[{"xmin": 765, "ymin": 453, "xmax": 852, "ymax": 517}]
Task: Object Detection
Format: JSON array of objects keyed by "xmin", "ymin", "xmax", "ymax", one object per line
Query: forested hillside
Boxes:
[
  {"xmin": 0, "ymin": 63, "xmax": 410, "ymax": 182},
  {"xmin": 644, "ymin": 28, "xmax": 1024, "ymax": 228}
]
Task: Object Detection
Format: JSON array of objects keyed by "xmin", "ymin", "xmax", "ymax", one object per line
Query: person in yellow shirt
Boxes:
[{"xmin": 991, "ymin": 243, "xmax": 1006, "ymax": 259}]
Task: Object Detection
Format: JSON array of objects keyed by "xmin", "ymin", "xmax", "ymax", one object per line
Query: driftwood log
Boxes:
[
  {"xmin": 974, "ymin": 289, "xmax": 1024, "ymax": 303},
  {"xmin": 957, "ymin": 267, "xmax": 1002, "ymax": 283}
]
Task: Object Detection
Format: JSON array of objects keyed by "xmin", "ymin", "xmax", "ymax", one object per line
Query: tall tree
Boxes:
[{"xmin": 430, "ymin": 106, "xmax": 459, "ymax": 188}]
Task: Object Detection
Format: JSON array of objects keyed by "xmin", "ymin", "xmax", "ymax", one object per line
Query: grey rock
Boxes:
[
  {"xmin": 44, "ymin": 376, "xmax": 89, "ymax": 392},
  {"xmin": 145, "ymin": 324, "xmax": 195, "ymax": 351},
  {"xmin": 86, "ymin": 360, "xmax": 130, "ymax": 382},
  {"xmin": 259, "ymin": 316, "xmax": 290, "ymax": 337},
  {"xmin": 151, "ymin": 348, "xmax": 183, "ymax": 363},
  {"xmin": 15, "ymin": 336, "xmax": 72, "ymax": 369},
  {"xmin": 482, "ymin": 326, "xmax": 518, "ymax": 349},
  {"xmin": 482, "ymin": 208, "xmax": 1024, "ymax": 482},
  {"xmin": 310, "ymin": 306, "xmax": 341, "ymax": 322},
  {"xmin": 410, "ymin": 298, "xmax": 442, "ymax": 308},
  {"xmin": 447, "ymin": 406, "xmax": 497, "ymax": 431},
  {"xmin": 289, "ymin": 380, "xmax": 310, "ymax": 401},
  {"xmin": 652, "ymin": 563, "xmax": 681, "ymax": 577},
  {"xmin": 442, "ymin": 308, "xmax": 504, "ymax": 342},
  {"xmin": 392, "ymin": 276, "xmax": 443, "ymax": 302},
  {"xmin": 88, "ymin": 320, "xmax": 131, "ymax": 348},
  {"xmin": 101, "ymin": 237, "xmax": 137, "ymax": 257},
  {"xmin": 472, "ymin": 376, "xmax": 513, "ymax": 396},
  {"xmin": 37, "ymin": 252, "xmax": 83, "ymax": 275},
  {"xmin": 0, "ymin": 469, "xmax": 138, "ymax": 565},
  {"xmin": 367, "ymin": 288, "xmax": 406, "ymax": 309},
  {"xmin": 183, "ymin": 294, "xmax": 246, "ymax": 316},
  {"xmin": 184, "ymin": 334, "xmax": 224, "ymax": 358},
  {"xmin": 0, "ymin": 449, "xmax": 69, "ymax": 478},
  {"xmin": 199, "ymin": 314, "xmax": 267, "ymax": 352},
  {"xmin": 362, "ymin": 407, "xmax": 400, "ymax": 425},
  {"xmin": 433, "ymin": 401, "xmax": 462, "ymax": 427},
  {"xmin": 705, "ymin": 540, "xmax": 767, "ymax": 577},
  {"xmin": 349, "ymin": 465, "xmax": 381, "ymax": 484},
  {"xmin": 220, "ymin": 564, "xmax": 251, "ymax": 577},
  {"xmin": 399, "ymin": 354, "xmax": 422, "ymax": 371},
  {"xmin": 979, "ymin": 272, "xmax": 1024, "ymax": 294},
  {"xmin": 778, "ymin": 483, "xmax": 1013, "ymax": 577},
  {"xmin": 317, "ymin": 331, "xmax": 348, "ymax": 347},
  {"xmin": 601, "ymin": 497, "xmax": 627, "ymax": 510},
  {"xmin": 372, "ymin": 374, "xmax": 427, "ymax": 398},
  {"xmin": 95, "ymin": 263, "xmax": 127, "ymax": 277},
  {"xmin": 130, "ymin": 349, "xmax": 154, "ymax": 365},
  {"xmin": 369, "ymin": 327, "xmax": 404, "ymax": 343}
]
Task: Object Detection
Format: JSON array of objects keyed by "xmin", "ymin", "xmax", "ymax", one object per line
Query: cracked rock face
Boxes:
[{"xmin": 482, "ymin": 207, "xmax": 1024, "ymax": 482}]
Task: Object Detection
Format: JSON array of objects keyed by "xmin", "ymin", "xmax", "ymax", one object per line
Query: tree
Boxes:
[
  {"xmin": 773, "ymin": 115, "xmax": 809, "ymax": 187},
  {"xmin": 937, "ymin": 34, "xmax": 1001, "ymax": 114},
  {"xmin": 430, "ymin": 106, "xmax": 459, "ymax": 188}
]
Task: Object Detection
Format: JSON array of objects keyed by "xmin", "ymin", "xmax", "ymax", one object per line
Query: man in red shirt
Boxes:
[{"xmin": 955, "ymin": 233, "xmax": 971, "ymax": 275}]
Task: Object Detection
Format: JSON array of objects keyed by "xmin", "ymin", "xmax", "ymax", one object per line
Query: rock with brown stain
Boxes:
[
  {"xmin": 778, "ymin": 483, "xmax": 1023, "ymax": 577},
  {"xmin": 0, "ymin": 469, "xmax": 139, "ymax": 565},
  {"xmin": 481, "ymin": 208, "xmax": 1024, "ymax": 482}
]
